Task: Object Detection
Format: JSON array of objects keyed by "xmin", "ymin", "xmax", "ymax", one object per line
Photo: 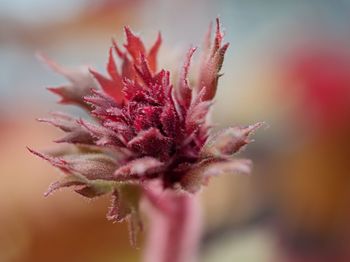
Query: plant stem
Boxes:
[{"xmin": 143, "ymin": 191, "xmax": 202, "ymax": 262}]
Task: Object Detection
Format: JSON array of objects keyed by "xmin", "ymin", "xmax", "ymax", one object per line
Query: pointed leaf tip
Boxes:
[
  {"xmin": 201, "ymin": 122, "xmax": 264, "ymax": 158},
  {"xmin": 107, "ymin": 46, "xmax": 121, "ymax": 83},
  {"xmin": 123, "ymin": 26, "xmax": 146, "ymax": 62},
  {"xmin": 177, "ymin": 47, "xmax": 197, "ymax": 108},
  {"xmin": 196, "ymin": 18, "xmax": 229, "ymax": 101},
  {"xmin": 147, "ymin": 31, "xmax": 162, "ymax": 73},
  {"xmin": 39, "ymin": 54, "xmax": 96, "ymax": 109},
  {"xmin": 214, "ymin": 17, "xmax": 223, "ymax": 49}
]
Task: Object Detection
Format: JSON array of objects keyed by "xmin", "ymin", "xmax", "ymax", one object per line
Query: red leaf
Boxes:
[
  {"xmin": 200, "ymin": 122, "xmax": 264, "ymax": 158},
  {"xmin": 44, "ymin": 172, "xmax": 114, "ymax": 199},
  {"xmin": 134, "ymin": 54, "xmax": 153, "ymax": 86},
  {"xmin": 38, "ymin": 112, "xmax": 94, "ymax": 144},
  {"xmin": 89, "ymin": 68, "xmax": 123, "ymax": 105},
  {"xmin": 196, "ymin": 18, "xmax": 229, "ymax": 101},
  {"xmin": 28, "ymin": 147, "xmax": 118, "ymax": 180},
  {"xmin": 38, "ymin": 52, "xmax": 96, "ymax": 109},
  {"xmin": 127, "ymin": 128, "xmax": 172, "ymax": 159},
  {"xmin": 44, "ymin": 176, "xmax": 86, "ymax": 197},
  {"xmin": 176, "ymin": 47, "xmax": 197, "ymax": 108},
  {"xmin": 107, "ymin": 47, "xmax": 122, "ymax": 83},
  {"xmin": 123, "ymin": 26, "xmax": 146, "ymax": 63},
  {"xmin": 160, "ymin": 101, "xmax": 179, "ymax": 137},
  {"xmin": 180, "ymin": 158, "xmax": 252, "ymax": 193},
  {"xmin": 78, "ymin": 118, "xmax": 126, "ymax": 147},
  {"xmin": 147, "ymin": 32, "xmax": 162, "ymax": 73},
  {"xmin": 113, "ymin": 157, "xmax": 164, "ymax": 181}
]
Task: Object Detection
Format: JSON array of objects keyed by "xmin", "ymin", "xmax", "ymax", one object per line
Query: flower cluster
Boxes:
[{"xmin": 29, "ymin": 18, "xmax": 261, "ymax": 244}]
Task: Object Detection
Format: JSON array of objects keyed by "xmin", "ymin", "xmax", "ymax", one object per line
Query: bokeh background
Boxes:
[{"xmin": 1, "ymin": 0, "xmax": 350, "ymax": 261}]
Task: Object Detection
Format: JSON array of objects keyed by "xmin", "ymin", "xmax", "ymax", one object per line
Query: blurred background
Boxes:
[{"xmin": 1, "ymin": 0, "xmax": 350, "ymax": 261}]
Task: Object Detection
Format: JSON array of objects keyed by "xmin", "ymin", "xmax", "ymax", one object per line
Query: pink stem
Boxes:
[{"xmin": 143, "ymin": 191, "xmax": 202, "ymax": 262}]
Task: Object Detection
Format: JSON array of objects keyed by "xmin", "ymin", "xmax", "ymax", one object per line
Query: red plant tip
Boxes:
[{"xmin": 31, "ymin": 19, "xmax": 262, "ymax": 246}]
